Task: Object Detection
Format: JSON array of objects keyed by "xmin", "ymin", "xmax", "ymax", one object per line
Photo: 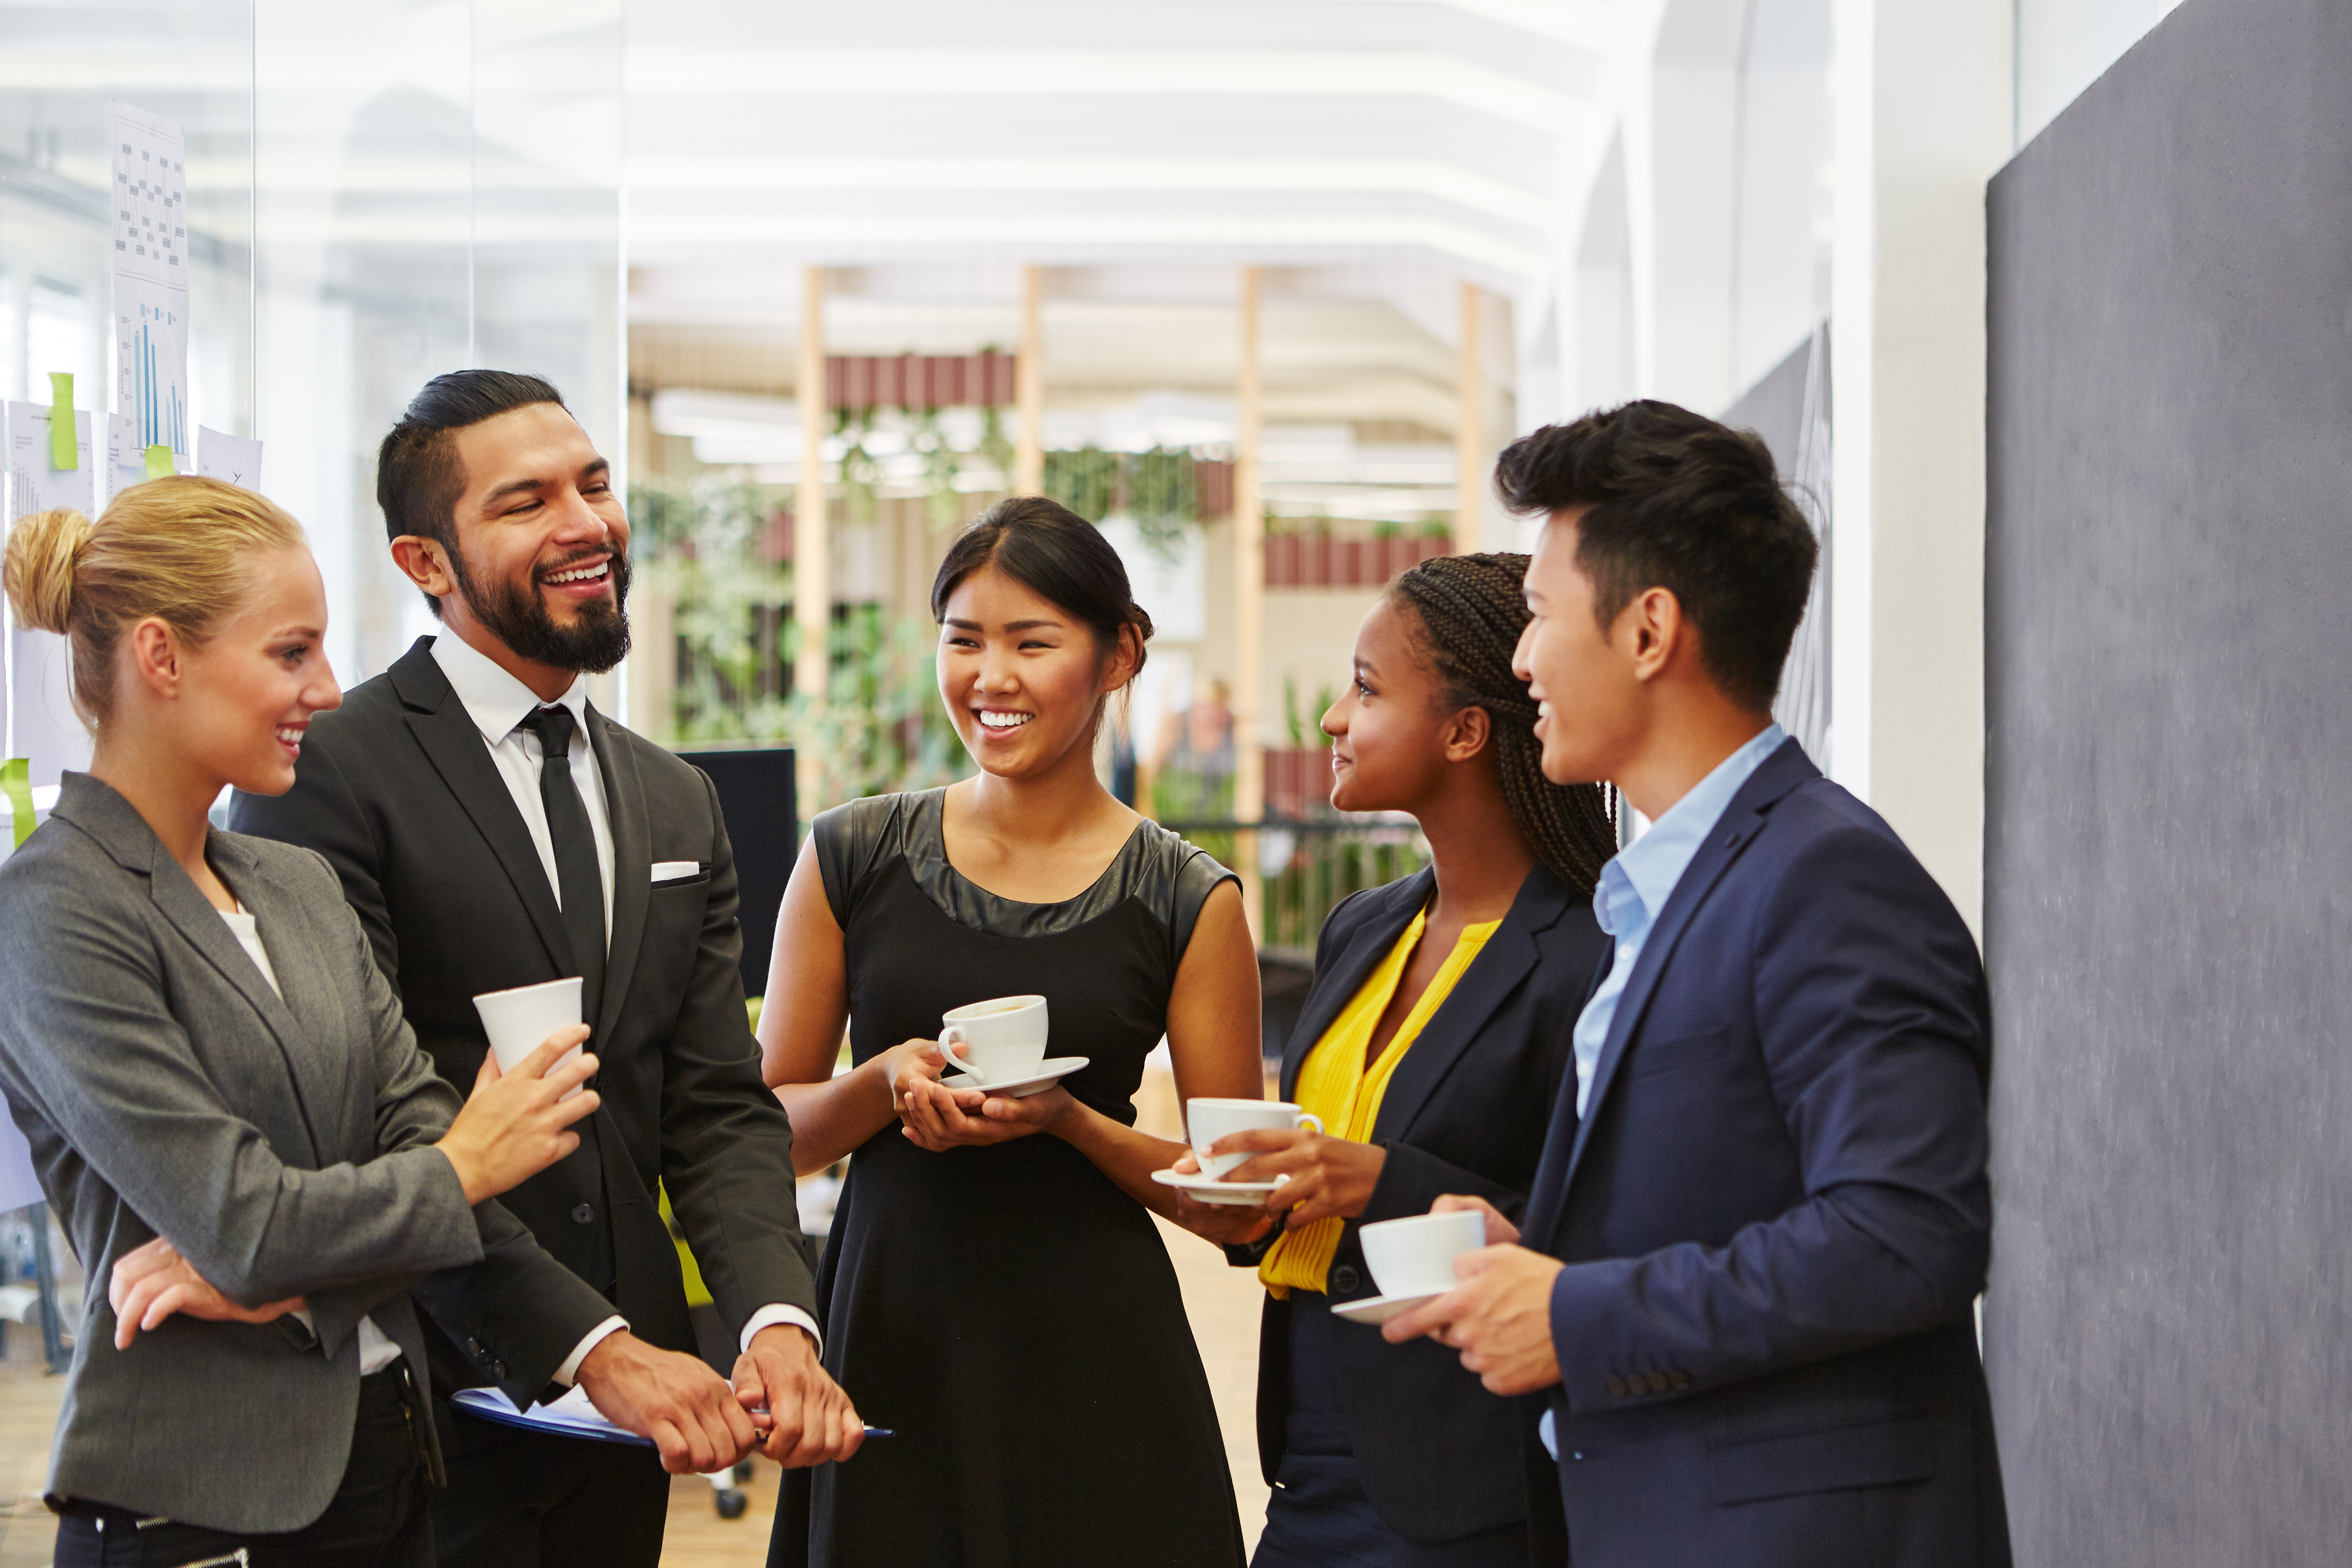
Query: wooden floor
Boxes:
[
  {"xmin": 0, "ymin": 1329, "xmax": 66, "ymax": 1568},
  {"xmin": 0, "ymin": 1065, "xmax": 1273, "ymax": 1566}
]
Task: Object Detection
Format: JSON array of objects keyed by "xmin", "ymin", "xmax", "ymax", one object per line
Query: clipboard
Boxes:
[
  {"xmin": 450, "ymin": 1384, "xmax": 897, "ymax": 1448},
  {"xmin": 450, "ymin": 1385, "xmax": 652, "ymax": 1447}
]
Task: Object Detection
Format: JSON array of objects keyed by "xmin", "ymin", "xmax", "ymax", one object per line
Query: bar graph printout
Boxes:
[
  {"xmin": 4, "ymin": 403, "xmax": 94, "ymax": 523},
  {"xmin": 111, "ymin": 102, "xmax": 191, "ymax": 460}
]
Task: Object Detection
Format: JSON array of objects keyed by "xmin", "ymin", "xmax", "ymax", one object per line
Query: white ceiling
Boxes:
[{"xmin": 622, "ymin": 1, "xmax": 1611, "ymax": 340}]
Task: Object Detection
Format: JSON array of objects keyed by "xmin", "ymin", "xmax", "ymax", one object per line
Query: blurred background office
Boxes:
[{"xmin": 8, "ymin": 2, "xmax": 2347, "ymax": 1566}]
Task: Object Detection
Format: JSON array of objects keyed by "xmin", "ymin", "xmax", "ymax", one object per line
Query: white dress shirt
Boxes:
[
  {"xmin": 429, "ymin": 634, "xmax": 821, "ymax": 1371},
  {"xmin": 218, "ymin": 907, "xmax": 405, "ymax": 1377}
]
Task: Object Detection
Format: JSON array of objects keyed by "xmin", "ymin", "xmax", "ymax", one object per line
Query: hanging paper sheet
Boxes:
[
  {"xmin": 102, "ymin": 413, "xmax": 145, "ymax": 505},
  {"xmin": 111, "ymin": 102, "xmax": 191, "ymax": 463},
  {"xmin": 4, "ymin": 403, "xmax": 94, "ymax": 522},
  {"xmin": 197, "ymin": 426, "xmax": 263, "ymax": 491}
]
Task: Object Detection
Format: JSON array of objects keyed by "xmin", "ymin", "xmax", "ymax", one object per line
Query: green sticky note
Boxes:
[
  {"xmin": 144, "ymin": 444, "xmax": 174, "ymax": 480},
  {"xmin": 47, "ymin": 373, "xmax": 75, "ymax": 471},
  {"xmin": 1, "ymin": 759, "xmax": 34, "ymax": 850}
]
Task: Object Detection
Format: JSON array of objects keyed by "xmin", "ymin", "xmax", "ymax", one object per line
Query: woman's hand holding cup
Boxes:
[
  {"xmin": 899, "ymin": 1074, "xmax": 1071, "ymax": 1151},
  {"xmin": 1164, "ymin": 1152, "xmax": 1282, "ymax": 1245},
  {"xmin": 880, "ymin": 1034, "xmax": 959, "ymax": 1112},
  {"xmin": 1206, "ymin": 1126, "xmax": 1388, "ymax": 1229},
  {"xmin": 435, "ymin": 1025, "xmax": 599, "ymax": 1206}
]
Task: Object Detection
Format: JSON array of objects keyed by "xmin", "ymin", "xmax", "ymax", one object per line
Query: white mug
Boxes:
[
  {"xmin": 1357, "ymin": 1209, "xmax": 1487, "ymax": 1298},
  {"xmin": 1186, "ymin": 1098, "xmax": 1324, "ymax": 1180},
  {"xmin": 937, "ymin": 995, "xmax": 1049, "ymax": 1087},
  {"xmin": 472, "ymin": 977, "xmax": 586, "ymax": 1101}
]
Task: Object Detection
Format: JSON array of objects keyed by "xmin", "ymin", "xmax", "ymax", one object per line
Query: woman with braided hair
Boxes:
[{"xmin": 1170, "ymin": 551, "xmax": 1616, "ymax": 1568}]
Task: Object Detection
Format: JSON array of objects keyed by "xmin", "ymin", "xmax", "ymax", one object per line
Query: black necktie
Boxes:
[{"xmin": 520, "ymin": 704, "xmax": 605, "ymax": 1027}]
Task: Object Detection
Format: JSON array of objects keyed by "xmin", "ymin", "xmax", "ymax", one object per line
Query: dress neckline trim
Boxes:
[{"xmin": 921, "ymin": 788, "xmax": 1151, "ymax": 912}]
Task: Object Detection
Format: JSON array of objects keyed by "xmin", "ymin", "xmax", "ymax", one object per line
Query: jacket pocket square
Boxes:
[{"xmin": 649, "ymin": 861, "xmax": 703, "ymax": 883}]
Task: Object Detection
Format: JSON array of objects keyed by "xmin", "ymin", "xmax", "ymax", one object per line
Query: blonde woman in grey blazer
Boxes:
[{"xmin": 0, "ymin": 481, "xmax": 622, "ymax": 1567}]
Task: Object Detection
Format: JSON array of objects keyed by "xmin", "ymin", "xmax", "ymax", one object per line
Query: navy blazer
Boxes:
[
  {"xmin": 1251, "ymin": 862, "xmax": 1606, "ymax": 1545},
  {"xmin": 1517, "ymin": 739, "xmax": 2011, "ymax": 1568}
]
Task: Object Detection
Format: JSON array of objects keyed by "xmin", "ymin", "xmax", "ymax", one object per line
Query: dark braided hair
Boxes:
[{"xmin": 1386, "ymin": 552, "xmax": 1617, "ymax": 896}]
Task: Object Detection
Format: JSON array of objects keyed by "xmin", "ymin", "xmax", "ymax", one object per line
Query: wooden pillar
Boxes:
[
  {"xmin": 1232, "ymin": 266, "xmax": 1265, "ymax": 941},
  {"xmin": 1455, "ymin": 280, "xmax": 1483, "ymax": 554},
  {"xmin": 795, "ymin": 267, "xmax": 830, "ymax": 808},
  {"xmin": 1015, "ymin": 266, "xmax": 1044, "ymax": 495}
]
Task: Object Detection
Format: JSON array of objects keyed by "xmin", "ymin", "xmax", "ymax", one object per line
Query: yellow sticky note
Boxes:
[
  {"xmin": 1, "ymin": 758, "xmax": 34, "ymax": 850},
  {"xmin": 144, "ymin": 444, "xmax": 174, "ymax": 480},
  {"xmin": 47, "ymin": 373, "xmax": 75, "ymax": 471}
]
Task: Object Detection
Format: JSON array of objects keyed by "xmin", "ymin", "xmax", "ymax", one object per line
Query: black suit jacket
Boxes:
[
  {"xmin": 1515, "ymin": 740, "xmax": 2009, "ymax": 1568},
  {"xmin": 1245, "ymin": 863, "xmax": 1605, "ymax": 1545},
  {"xmin": 231, "ymin": 636, "xmax": 818, "ymax": 1407}
]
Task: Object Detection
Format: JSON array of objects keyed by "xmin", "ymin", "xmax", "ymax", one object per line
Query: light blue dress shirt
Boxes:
[
  {"xmin": 1569, "ymin": 723, "xmax": 1787, "ymax": 1118},
  {"xmin": 1540, "ymin": 722, "xmax": 1785, "ymax": 1461}
]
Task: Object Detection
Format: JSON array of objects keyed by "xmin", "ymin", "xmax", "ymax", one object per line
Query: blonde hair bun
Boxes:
[
  {"xmin": 2, "ymin": 477, "xmax": 306, "ymax": 731},
  {"xmin": 5, "ymin": 507, "xmax": 93, "ymax": 635}
]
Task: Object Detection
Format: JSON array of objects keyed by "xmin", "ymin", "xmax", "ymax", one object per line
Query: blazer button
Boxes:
[
  {"xmin": 1670, "ymin": 1372, "xmax": 1693, "ymax": 1392},
  {"xmin": 1329, "ymin": 1265, "xmax": 1361, "ymax": 1295},
  {"xmin": 1605, "ymin": 1375, "xmax": 1628, "ymax": 1397},
  {"xmin": 466, "ymin": 1338, "xmax": 484, "ymax": 1358},
  {"xmin": 571, "ymin": 1203, "xmax": 595, "ymax": 1225},
  {"xmin": 492, "ymin": 1360, "xmax": 509, "ymax": 1380},
  {"xmin": 1646, "ymin": 1372, "xmax": 1669, "ymax": 1394}
]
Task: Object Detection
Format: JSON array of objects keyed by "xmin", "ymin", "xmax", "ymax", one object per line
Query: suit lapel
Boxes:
[
  {"xmin": 1279, "ymin": 870, "xmax": 1432, "ymax": 1097},
  {"xmin": 587, "ymin": 706, "xmax": 650, "ymax": 1044},
  {"xmin": 53, "ymin": 787, "xmax": 335, "ymax": 1166},
  {"xmin": 1370, "ymin": 867, "xmax": 1565, "ymax": 1146},
  {"xmin": 391, "ymin": 644, "xmax": 578, "ymax": 978},
  {"xmin": 1557, "ymin": 740, "xmax": 1818, "ymax": 1193},
  {"xmin": 1518, "ymin": 965, "xmax": 1597, "ymax": 1248},
  {"xmin": 214, "ymin": 840, "xmax": 355, "ymax": 1154}
]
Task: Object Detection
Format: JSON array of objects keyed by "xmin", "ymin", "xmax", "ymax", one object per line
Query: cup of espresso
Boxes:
[
  {"xmin": 473, "ymin": 977, "xmax": 586, "ymax": 1101},
  {"xmin": 1357, "ymin": 1209, "xmax": 1487, "ymax": 1298},
  {"xmin": 1185, "ymin": 1098, "xmax": 1324, "ymax": 1180},
  {"xmin": 937, "ymin": 995, "xmax": 1049, "ymax": 1086}
]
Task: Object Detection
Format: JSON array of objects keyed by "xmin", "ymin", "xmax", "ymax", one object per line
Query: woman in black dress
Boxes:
[
  {"xmin": 1172, "ymin": 553, "xmax": 1618, "ymax": 1566},
  {"xmin": 760, "ymin": 497, "xmax": 1266, "ymax": 1568}
]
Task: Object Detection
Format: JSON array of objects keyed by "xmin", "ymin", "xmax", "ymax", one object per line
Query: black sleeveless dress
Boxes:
[{"xmin": 769, "ymin": 790, "xmax": 1247, "ymax": 1568}]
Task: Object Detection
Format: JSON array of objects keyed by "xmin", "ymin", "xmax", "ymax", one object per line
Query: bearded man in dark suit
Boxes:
[{"xmin": 234, "ymin": 370, "xmax": 862, "ymax": 1567}]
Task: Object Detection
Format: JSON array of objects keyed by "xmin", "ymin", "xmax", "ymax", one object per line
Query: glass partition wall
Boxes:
[{"xmin": 0, "ymin": 0, "xmax": 623, "ymax": 786}]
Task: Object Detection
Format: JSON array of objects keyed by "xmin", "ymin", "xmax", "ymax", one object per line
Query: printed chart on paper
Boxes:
[{"xmin": 110, "ymin": 101, "xmax": 190, "ymax": 460}]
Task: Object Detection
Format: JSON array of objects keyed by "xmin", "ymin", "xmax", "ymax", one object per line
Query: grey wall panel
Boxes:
[{"xmin": 1984, "ymin": 1, "xmax": 2352, "ymax": 1563}]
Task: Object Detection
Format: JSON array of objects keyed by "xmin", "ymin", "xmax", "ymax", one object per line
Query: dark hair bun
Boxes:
[{"xmin": 931, "ymin": 496, "xmax": 1152, "ymax": 678}]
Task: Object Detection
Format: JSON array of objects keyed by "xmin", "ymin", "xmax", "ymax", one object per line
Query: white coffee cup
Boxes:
[
  {"xmin": 1357, "ymin": 1209, "xmax": 1487, "ymax": 1298},
  {"xmin": 474, "ymin": 977, "xmax": 586, "ymax": 1101},
  {"xmin": 1186, "ymin": 1098, "xmax": 1324, "ymax": 1180},
  {"xmin": 937, "ymin": 995, "xmax": 1049, "ymax": 1087}
]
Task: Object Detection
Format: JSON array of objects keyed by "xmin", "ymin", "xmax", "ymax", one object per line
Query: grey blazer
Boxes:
[{"xmin": 0, "ymin": 773, "xmax": 611, "ymax": 1533}]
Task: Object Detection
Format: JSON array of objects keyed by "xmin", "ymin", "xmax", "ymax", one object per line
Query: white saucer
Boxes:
[
  {"xmin": 1331, "ymin": 1289, "xmax": 1443, "ymax": 1327},
  {"xmin": 944, "ymin": 1055, "xmax": 1088, "ymax": 1098},
  {"xmin": 1150, "ymin": 1167, "xmax": 1284, "ymax": 1206}
]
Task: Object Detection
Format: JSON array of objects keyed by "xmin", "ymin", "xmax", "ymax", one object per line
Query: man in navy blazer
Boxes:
[{"xmin": 1387, "ymin": 401, "xmax": 2012, "ymax": 1567}]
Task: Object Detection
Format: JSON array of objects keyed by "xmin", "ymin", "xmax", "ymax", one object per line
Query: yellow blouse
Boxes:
[{"xmin": 1259, "ymin": 907, "xmax": 1502, "ymax": 1297}]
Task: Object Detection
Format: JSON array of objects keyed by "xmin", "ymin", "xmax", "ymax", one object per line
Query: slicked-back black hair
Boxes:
[
  {"xmin": 377, "ymin": 369, "xmax": 568, "ymax": 555},
  {"xmin": 1494, "ymin": 399, "xmax": 1816, "ymax": 711}
]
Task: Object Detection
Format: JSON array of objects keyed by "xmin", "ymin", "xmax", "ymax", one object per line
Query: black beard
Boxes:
[{"xmin": 450, "ymin": 545, "xmax": 633, "ymax": 673}]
